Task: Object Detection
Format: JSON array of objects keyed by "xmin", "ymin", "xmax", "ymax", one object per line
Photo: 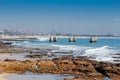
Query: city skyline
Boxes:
[{"xmin": 0, "ymin": 0, "xmax": 120, "ymax": 35}]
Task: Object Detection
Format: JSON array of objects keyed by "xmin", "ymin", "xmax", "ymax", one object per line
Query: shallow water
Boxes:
[
  {"xmin": 4, "ymin": 38, "xmax": 120, "ymax": 63},
  {"xmin": 4, "ymin": 72, "xmax": 74, "ymax": 80},
  {"xmin": 105, "ymin": 77, "xmax": 113, "ymax": 80}
]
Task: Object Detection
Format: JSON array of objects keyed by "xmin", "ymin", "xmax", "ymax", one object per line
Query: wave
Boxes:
[
  {"xmin": 51, "ymin": 44, "xmax": 90, "ymax": 51},
  {"xmin": 84, "ymin": 45, "xmax": 114, "ymax": 55},
  {"xmin": 12, "ymin": 40, "xmax": 120, "ymax": 63},
  {"xmin": 83, "ymin": 45, "xmax": 118, "ymax": 62},
  {"xmin": 51, "ymin": 44, "xmax": 119, "ymax": 63},
  {"xmin": 13, "ymin": 38, "xmax": 49, "ymax": 46},
  {"xmin": 37, "ymin": 38, "xmax": 49, "ymax": 41},
  {"xmin": 12, "ymin": 40, "xmax": 31, "ymax": 47}
]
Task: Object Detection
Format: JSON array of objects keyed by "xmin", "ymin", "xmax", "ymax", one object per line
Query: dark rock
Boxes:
[{"xmin": 26, "ymin": 54, "xmax": 43, "ymax": 58}]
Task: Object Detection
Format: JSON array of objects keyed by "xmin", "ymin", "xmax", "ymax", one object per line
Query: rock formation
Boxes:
[{"xmin": 0, "ymin": 57, "xmax": 119, "ymax": 80}]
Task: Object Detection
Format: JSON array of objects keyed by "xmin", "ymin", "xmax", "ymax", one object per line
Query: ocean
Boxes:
[{"xmin": 11, "ymin": 37, "xmax": 120, "ymax": 63}]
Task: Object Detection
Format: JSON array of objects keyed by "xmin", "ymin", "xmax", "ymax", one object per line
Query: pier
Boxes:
[
  {"xmin": 49, "ymin": 37, "xmax": 57, "ymax": 42},
  {"xmin": 69, "ymin": 37, "xmax": 76, "ymax": 42},
  {"xmin": 89, "ymin": 37, "xmax": 97, "ymax": 43}
]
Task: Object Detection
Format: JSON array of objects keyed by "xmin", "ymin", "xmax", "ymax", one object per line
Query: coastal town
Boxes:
[{"xmin": 0, "ymin": 29, "xmax": 119, "ymax": 39}]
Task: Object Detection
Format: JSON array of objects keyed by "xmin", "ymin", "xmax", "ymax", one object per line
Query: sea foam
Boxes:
[{"xmin": 37, "ymin": 38, "xmax": 49, "ymax": 41}]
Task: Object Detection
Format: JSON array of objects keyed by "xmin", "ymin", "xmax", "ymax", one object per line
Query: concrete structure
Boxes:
[
  {"xmin": 90, "ymin": 37, "xmax": 97, "ymax": 43},
  {"xmin": 49, "ymin": 37, "xmax": 57, "ymax": 42},
  {"xmin": 69, "ymin": 37, "xmax": 76, "ymax": 42}
]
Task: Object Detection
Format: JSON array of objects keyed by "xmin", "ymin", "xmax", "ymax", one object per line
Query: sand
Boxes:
[{"xmin": 0, "ymin": 74, "xmax": 7, "ymax": 80}]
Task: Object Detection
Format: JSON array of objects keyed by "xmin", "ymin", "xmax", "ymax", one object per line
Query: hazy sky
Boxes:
[{"xmin": 0, "ymin": 0, "xmax": 120, "ymax": 34}]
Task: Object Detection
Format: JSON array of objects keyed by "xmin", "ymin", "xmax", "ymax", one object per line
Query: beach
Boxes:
[
  {"xmin": 0, "ymin": 36, "xmax": 120, "ymax": 80},
  {"xmin": 0, "ymin": 0, "xmax": 120, "ymax": 79}
]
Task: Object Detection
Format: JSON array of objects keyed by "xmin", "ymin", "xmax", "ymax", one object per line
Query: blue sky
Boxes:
[{"xmin": 0, "ymin": 0, "xmax": 120, "ymax": 34}]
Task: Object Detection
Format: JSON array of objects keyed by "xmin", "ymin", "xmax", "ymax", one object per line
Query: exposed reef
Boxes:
[{"xmin": 0, "ymin": 57, "xmax": 120, "ymax": 80}]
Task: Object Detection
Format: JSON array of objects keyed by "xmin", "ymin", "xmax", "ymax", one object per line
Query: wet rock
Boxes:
[
  {"xmin": 96, "ymin": 62, "xmax": 120, "ymax": 75},
  {"xmin": 53, "ymin": 56, "xmax": 73, "ymax": 61},
  {"xmin": 86, "ymin": 73, "xmax": 105, "ymax": 79},
  {"xmin": 4, "ymin": 59, "xmax": 17, "ymax": 61},
  {"xmin": 26, "ymin": 54, "xmax": 43, "ymax": 58},
  {"xmin": 66, "ymin": 73, "xmax": 105, "ymax": 80},
  {"xmin": 0, "ymin": 46, "xmax": 34, "ymax": 53},
  {"xmin": 91, "ymin": 62, "xmax": 120, "ymax": 80},
  {"xmin": 116, "ymin": 64, "xmax": 120, "ymax": 67},
  {"xmin": 106, "ymin": 73, "xmax": 120, "ymax": 80}
]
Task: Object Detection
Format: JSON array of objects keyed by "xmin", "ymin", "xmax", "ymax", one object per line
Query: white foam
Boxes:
[
  {"xmin": 51, "ymin": 44, "xmax": 91, "ymax": 57},
  {"xmin": 37, "ymin": 38, "xmax": 49, "ymax": 41},
  {"xmin": 85, "ymin": 46, "xmax": 113, "ymax": 55},
  {"xmin": 13, "ymin": 41, "xmax": 30, "ymax": 47},
  {"xmin": 83, "ymin": 46, "xmax": 117, "ymax": 62},
  {"xmin": 52, "ymin": 44, "xmax": 89, "ymax": 51}
]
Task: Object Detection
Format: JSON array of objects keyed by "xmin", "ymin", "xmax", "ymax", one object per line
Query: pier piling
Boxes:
[
  {"xmin": 89, "ymin": 37, "xmax": 97, "ymax": 43},
  {"xmin": 69, "ymin": 37, "xmax": 76, "ymax": 42},
  {"xmin": 49, "ymin": 37, "xmax": 57, "ymax": 42}
]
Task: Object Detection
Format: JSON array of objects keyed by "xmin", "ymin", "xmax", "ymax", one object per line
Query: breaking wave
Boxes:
[
  {"xmin": 37, "ymin": 38, "xmax": 49, "ymax": 41},
  {"xmin": 83, "ymin": 46, "xmax": 118, "ymax": 62},
  {"xmin": 52, "ymin": 45, "xmax": 119, "ymax": 63}
]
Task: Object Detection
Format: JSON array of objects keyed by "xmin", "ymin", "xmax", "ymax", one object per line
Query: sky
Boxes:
[{"xmin": 0, "ymin": 0, "xmax": 120, "ymax": 35}]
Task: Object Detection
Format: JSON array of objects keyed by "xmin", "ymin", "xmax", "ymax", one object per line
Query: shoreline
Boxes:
[
  {"xmin": 1, "ymin": 35, "xmax": 120, "ymax": 40},
  {"xmin": 0, "ymin": 36, "xmax": 120, "ymax": 80}
]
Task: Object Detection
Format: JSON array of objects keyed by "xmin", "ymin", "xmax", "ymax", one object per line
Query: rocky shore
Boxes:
[
  {"xmin": 0, "ymin": 43, "xmax": 120, "ymax": 80},
  {"xmin": 0, "ymin": 56, "xmax": 120, "ymax": 80}
]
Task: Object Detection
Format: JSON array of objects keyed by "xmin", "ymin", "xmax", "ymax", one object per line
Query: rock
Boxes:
[
  {"xmin": 4, "ymin": 59, "xmax": 17, "ymax": 61},
  {"xmin": 116, "ymin": 64, "xmax": 120, "ymax": 67},
  {"xmin": 0, "ymin": 60, "xmax": 38, "ymax": 73},
  {"xmin": 55, "ymin": 60, "xmax": 75, "ymax": 74},
  {"xmin": 53, "ymin": 56, "xmax": 73, "ymax": 61},
  {"xmin": 66, "ymin": 73, "xmax": 105, "ymax": 80},
  {"xmin": 0, "ymin": 61, "xmax": 27, "ymax": 73},
  {"xmin": 26, "ymin": 54, "xmax": 43, "ymax": 58},
  {"xmin": 91, "ymin": 62, "xmax": 120, "ymax": 80},
  {"xmin": 0, "ymin": 57, "xmax": 119, "ymax": 80},
  {"xmin": 86, "ymin": 73, "xmax": 105, "ymax": 79},
  {"xmin": 95, "ymin": 62, "xmax": 120, "ymax": 75},
  {"xmin": 64, "ymin": 78, "xmax": 73, "ymax": 80},
  {"xmin": 37, "ymin": 60, "xmax": 57, "ymax": 73},
  {"xmin": 106, "ymin": 73, "xmax": 120, "ymax": 80},
  {"xmin": 73, "ymin": 60, "xmax": 96, "ymax": 73}
]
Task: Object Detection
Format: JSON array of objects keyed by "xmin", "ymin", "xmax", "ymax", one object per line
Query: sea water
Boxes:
[
  {"xmin": 4, "ymin": 72, "xmax": 74, "ymax": 80},
  {"xmin": 11, "ymin": 37, "xmax": 120, "ymax": 63}
]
